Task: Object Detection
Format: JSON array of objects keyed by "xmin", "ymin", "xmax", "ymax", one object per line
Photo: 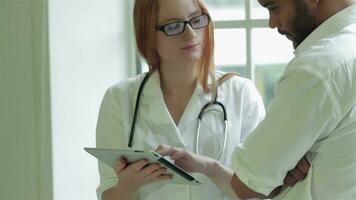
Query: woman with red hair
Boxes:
[{"xmin": 95, "ymin": 0, "xmax": 307, "ymax": 199}]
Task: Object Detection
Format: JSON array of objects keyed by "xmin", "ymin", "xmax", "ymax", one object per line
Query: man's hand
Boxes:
[{"xmin": 283, "ymin": 156, "xmax": 310, "ymax": 186}]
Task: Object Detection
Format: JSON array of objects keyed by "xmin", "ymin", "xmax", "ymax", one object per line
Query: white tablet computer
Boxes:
[{"xmin": 84, "ymin": 147, "xmax": 202, "ymax": 185}]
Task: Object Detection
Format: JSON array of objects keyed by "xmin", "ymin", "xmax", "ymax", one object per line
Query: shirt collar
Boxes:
[
  {"xmin": 142, "ymin": 70, "xmax": 161, "ymax": 96},
  {"xmin": 142, "ymin": 70, "xmax": 211, "ymax": 97},
  {"xmin": 294, "ymin": 4, "xmax": 356, "ymax": 56}
]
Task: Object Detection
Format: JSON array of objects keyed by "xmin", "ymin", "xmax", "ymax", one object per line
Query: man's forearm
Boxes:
[
  {"xmin": 205, "ymin": 161, "xmax": 277, "ymax": 200},
  {"xmin": 204, "ymin": 160, "xmax": 240, "ymax": 199},
  {"xmin": 230, "ymin": 173, "xmax": 282, "ymax": 200}
]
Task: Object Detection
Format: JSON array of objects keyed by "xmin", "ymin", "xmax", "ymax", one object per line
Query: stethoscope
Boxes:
[{"xmin": 128, "ymin": 72, "xmax": 228, "ymax": 161}]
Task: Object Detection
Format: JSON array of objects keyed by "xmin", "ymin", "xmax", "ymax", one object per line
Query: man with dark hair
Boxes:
[{"xmin": 157, "ymin": 0, "xmax": 356, "ymax": 199}]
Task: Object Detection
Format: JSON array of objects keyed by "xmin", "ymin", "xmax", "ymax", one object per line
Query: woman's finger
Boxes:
[
  {"xmin": 145, "ymin": 167, "xmax": 168, "ymax": 180},
  {"xmin": 124, "ymin": 159, "xmax": 149, "ymax": 173},
  {"xmin": 155, "ymin": 145, "xmax": 175, "ymax": 156},
  {"xmin": 138, "ymin": 163, "xmax": 161, "ymax": 177},
  {"xmin": 115, "ymin": 158, "xmax": 127, "ymax": 174},
  {"xmin": 149, "ymin": 174, "xmax": 173, "ymax": 184},
  {"xmin": 171, "ymin": 149, "xmax": 188, "ymax": 160}
]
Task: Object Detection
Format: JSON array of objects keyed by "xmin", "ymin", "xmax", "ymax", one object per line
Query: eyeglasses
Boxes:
[{"xmin": 156, "ymin": 13, "xmax": 210, "ymax": 36}]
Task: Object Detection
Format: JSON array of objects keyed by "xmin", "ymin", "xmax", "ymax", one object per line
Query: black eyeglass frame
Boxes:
[{"xmin": 156, "ymin": 13, "xmax": 211, "ymax": 36}]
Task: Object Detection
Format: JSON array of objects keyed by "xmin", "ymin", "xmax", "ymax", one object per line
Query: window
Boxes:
[
  {"xmin": 207, "ymin": 0, "xmax": 295, "ymax": 107},
  {"xmin": 137, "ymin": 0, "xmax": 294, "ymax": 107}
]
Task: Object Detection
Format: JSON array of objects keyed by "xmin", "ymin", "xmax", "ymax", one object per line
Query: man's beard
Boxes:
[{"xmin": 291, "ymin": 0, "xmax": 318, "ymax": 48}]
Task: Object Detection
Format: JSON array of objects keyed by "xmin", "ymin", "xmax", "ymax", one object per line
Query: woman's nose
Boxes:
[{"xmin": 181, "ymin": 23, "xmax": 197, "ymax": 39}]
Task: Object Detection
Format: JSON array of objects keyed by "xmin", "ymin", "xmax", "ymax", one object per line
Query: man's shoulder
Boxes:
[
  {"xmin": 283, "ymin": 28, "xmax": 356, "ymax": 118},
  {"xmin": 287, "ymin": 27, "xmax": 356, "ymax": 79}
]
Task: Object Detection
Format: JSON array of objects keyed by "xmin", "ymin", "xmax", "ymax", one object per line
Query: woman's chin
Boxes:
[{"xmin": 181, "ymin": 52, "xmax": 202, "ymax": 62}]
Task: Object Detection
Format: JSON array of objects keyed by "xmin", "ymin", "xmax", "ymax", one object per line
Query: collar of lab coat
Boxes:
[
  {"xmin": 140, "ymin": 70, "xmax": 220, "ymax": 132},
  {"xmin": 295, "ymin": 4, "xmax": 356, "ymax": 56},
  {"xmin": 141, "ymin": 70, "xmax": 221, "ymax": 98},
  {"xmin": 141, "ymin": 70, "xmax": 205, "ymax": 97}
]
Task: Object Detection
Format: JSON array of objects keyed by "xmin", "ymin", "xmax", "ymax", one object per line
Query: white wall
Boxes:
[
  {"xmin": 0, "ymin": 1, "xmax": 52, "ymax": 199},
  {"xmin": 49, "ymin": 0, "xmax": 134, "ymax": 199}
]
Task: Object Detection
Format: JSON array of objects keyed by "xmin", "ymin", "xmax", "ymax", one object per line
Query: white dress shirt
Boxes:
[{"xmin": 232, "ymin": 5, "xmax": 356, "ymax": 200}]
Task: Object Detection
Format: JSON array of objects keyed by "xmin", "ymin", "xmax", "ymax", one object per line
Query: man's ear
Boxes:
[
  {"xmin": 303, "ymin": 0, "xmax": 320, "ymax": 19},
  {"xmin": 304, "ymin": 0, "xmax": 320, "ymax": 9}
]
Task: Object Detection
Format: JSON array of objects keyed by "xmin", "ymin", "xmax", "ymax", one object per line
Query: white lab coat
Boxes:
[{"xmin": 96, "ymin": 70, "xmax": 265, "ymax": 200}]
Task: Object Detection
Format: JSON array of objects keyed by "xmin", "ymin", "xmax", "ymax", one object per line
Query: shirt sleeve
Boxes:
[
  {"xmin": 240, "ymin": 80, "xmax": 266, "ymax": 142},
  {"xmin": 96, "ymin": 88, "xmax": 127, "ymax": 200},
  {"xmin": 232, "ymin": 69, "xmax": 336, "ymax": 196}
]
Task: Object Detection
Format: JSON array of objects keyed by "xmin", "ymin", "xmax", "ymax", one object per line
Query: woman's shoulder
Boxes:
[
  {"xmin": 108, "ymin": 73, "xmax": 147, "ymax": 95},
  {"xmin": 215, "ymin": 70, "xmax": 263, "ymax": 106},
  {"xmin": 100, "ymin": 73, "xmax": 147, "ymax": 107},
  {"xmin": 215, "ymin": 70, "xmax": 265, "ymax": 117},
  {"xmin": 215, "ymin": 70, "xmax": 254, "ymax": 91}
]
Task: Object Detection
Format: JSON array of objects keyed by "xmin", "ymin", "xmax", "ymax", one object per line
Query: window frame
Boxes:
[{"xmin": 212, "ymin": 0, "xmax": 269, "ymax": 82}]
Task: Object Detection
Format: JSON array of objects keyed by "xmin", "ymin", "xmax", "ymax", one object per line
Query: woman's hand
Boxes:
[
  {"xmin": 102, "ymin": 158, "xmax": 172, "ymax": 200},
  {"xmin": 156, "ymin": 145, "xmax": 240, "ymax": 199},
  {"xmin": 155, "ymin": 145, "xmax": 216, "ymax": 176},
  {"xmin": 283, "ymin": 156, "xmax": 310, "ymax": 186},
  {"xmin": 114, "ymin": 158, "xmax": 173, "ymax": 191}
]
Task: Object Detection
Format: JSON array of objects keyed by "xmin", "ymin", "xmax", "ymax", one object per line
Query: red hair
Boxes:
[{"xmin": 133, "ymin": 0, "xmax": 215, "ymax": 92}]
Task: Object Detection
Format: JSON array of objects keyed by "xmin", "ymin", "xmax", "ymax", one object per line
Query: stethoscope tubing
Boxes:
[
  {"xmin": 128, "ymin": 72, "xmax": 228, "ymax": 161},
  {"xmin": 196, "ymin": 100, "xmax": 227, "ymax": 161},
  {"xmin": 128, "ymin": 72, "xmax": 152, "ymax": 148}
]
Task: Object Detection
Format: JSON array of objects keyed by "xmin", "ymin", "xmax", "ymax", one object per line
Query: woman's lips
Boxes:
[{"xmin": 182, "ymin": 43, "xmax": 198, "ymax": 50}]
